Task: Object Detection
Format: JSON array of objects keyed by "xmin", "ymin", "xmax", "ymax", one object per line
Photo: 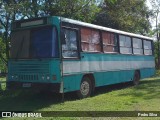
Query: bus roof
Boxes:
[{"xmin": 61, "ymin": 17, "xmax": 153, "ymax": 41}]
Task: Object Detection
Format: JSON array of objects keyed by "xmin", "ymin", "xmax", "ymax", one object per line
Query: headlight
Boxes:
[
  {"xmin": 41, "ymin": 75, "xmax": 45, "ymax": 80},
  {"xmin": 11, "ymin": 75, "xmax": 14, "ymax": 79},
  {"xmin": 11, "ymin": 74, "xmax": 18, "ymax": 80},
  {"xmin": 46, "ymin": 76, "xmax": 50, "ymax": 80},
  {"xmin": 52, "ymin": 75, "xmax": 56, "ymax": 80}
]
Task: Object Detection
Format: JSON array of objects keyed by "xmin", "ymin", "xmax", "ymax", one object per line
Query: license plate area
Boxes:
[{"xmin": 22, "ymin": 83, "xmax": 31, "ymax": 88}]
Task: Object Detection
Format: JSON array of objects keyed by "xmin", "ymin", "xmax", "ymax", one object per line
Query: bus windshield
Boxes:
[{"xmin": 10, "ymin": 26, "xmax": 58, "ymax": 59}]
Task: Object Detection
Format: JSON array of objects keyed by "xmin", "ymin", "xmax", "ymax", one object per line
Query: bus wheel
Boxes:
[
  {"xmin": 77, "ymin": 76, "xmax": 92, "ymax": 99},
  {"xmin": 133, "ymin": 71, "xmax": 140, "ymax": 85}
]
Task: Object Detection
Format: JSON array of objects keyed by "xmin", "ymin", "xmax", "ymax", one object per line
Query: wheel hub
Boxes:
[{"xmin": 80, "ymin": 81, "xmax": 89, "ymax": 96}]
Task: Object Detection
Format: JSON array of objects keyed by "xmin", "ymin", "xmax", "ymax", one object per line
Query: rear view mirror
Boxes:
[{"xmin": 61, "ymin": 30, "xmax": 66, "ymax": 44}]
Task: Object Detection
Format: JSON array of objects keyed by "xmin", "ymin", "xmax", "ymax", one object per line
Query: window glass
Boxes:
[
  {"xmin": 103, "ymin": 46, "xmax": 118, "ymax": 53},
  {"xmin": 133, "ymin": 38, "xmax": 143, "ymax": 55},
  {"xmin": 102, "ymin": 32, "xmax": 110, "ymax": 45},
  {"xmin": 144, "ymin": 40, "xmax": 152, "ymax": 49},
  {"xmin": 119, "ymin": 35, "xmax": 132, "ymax": 54},
  {"xmin": 120, "ymin": 47, "xmax": 132, "ymax": 54},
  {"xmin": 125, "ymin": 37, "xmax": 132, "ymax": 47},
  {"xmin": 144, "ymin": 40, "xmax": 152, "ymax": 55},
  {"xmin": 133, "ymin": 38, "xmax": 142, "ymax": 48},
  {"xmin": 62, "ymin": 29, "xmax": 78, "ymax": 58},
  {"xmin": 81, "ymin": 28, "xmax": 91, "ymax": 43},
  {"xmin": 81, "ymin": 42, "xmax": 89, "ymax": 51},
  {"xmin": 11, "ymin": 30, "xmax": 30, "ymax": 59},
  {"xmin": 32, "ymin": 27, "xmax": 58, "ymax": 58},
  {"xmin": 133, "ymin": 49, "xmax": 143, "ymax": 55},
  {"xmin": 102, "ymin": 32, "xmax": 117, "ymax": 45},
  {"xmin": 144, "ymin": 50, "xmax": 152, "ymax": 55},
  {"xmin": 119, "ymin": 35, "xmax": 125, "ymax": 46},
  {"xmin": 11, "ymin": 27, "xmax": 58, "ymax": 59},
  {"xmin": 119, "ymin": 35, "xmax": 131, "ymax": 47},
  {"xmin": 102, "ymin": 32, "xmax": 118, "ymax": 53},
  {"xmin": 81, "ymin": 28, "xmax": 101, "ymax": 52}
]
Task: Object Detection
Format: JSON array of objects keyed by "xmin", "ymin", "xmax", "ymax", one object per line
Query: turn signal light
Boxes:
[{"xmin": 52, "ymin": 75, "xmax": 56, "ymax": 80}]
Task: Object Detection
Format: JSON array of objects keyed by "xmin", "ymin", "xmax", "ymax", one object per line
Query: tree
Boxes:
[
  {"xmin": 0, "ymin": 0, "xmax": 25, "ymax": 64},
  {"xmin": 0, "ymin": 0, "xmax": 101, "ymax": 70},
  {"xmin": 94, "ymin": 0, "xmax": 152, "ymax": 35},
  {"xmin": 149, "ymin": 0, "xmax": 160, "ymax": 68},
  {"xmin": 42, "ymin": 0, "xmax": 100, "ymax": 23},
  {"xmin": 0, "ymin": 36, "xmax": 7, "ymax": 71}
]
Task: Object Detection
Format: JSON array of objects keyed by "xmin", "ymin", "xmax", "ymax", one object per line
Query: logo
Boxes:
[{"xmin": 2, "ymin": 112, "xmax": 11, "ymax": 117}]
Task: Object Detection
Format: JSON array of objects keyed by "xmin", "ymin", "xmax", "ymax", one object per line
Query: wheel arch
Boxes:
[
  {"xmin": 133, "ymin": 69, "xmax": 141, "ymax": 85},
  {"xmin": 135, "ymin": 69, "xmax": 141, "ymax": 79}
]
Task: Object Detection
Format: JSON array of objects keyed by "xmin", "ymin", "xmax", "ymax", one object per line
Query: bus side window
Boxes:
[
  {"xmin": 143, "ymin": 40, "xmax": 152, "ymax": 55},
  {"xmin": 102, "ymin": 32, "xmax": 118, "ymax": 53},
  {"xmin": 119, "ymin": 35, "xmax": 132, "ymax": 54},
  {"xmin": 81, "ymin": 28, "xmax": 101, "ymax": 52},
  {"xmin": 133, "ymin": 38, "xmax": 143, "ymax": 55},
  {"xmin": 62, "ymin": 28, "xmax": 78, "ymax": 58}
]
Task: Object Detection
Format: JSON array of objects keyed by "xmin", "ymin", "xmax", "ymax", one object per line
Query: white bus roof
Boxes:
[{"xmin": 61, "ymin": 17, "xmax": 153, "ymax": 41}]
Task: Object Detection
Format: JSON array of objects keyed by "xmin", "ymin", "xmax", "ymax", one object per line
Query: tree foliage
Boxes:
[
  {"xmin": 42, "ymin": 0, "xmax": 100, "ymax": 22},
  {"xmin": 0, "ymin": 0, "xmax": 100, "ymax": 23},
  {"xmin": 0, "ymin": 37, "xmax": 6, "ymax": 71},
  {"xmin": 149, "ymin": 0, "xmax": 160, "ymax": 68},
  {"xmin": 0, "ymin": 0, "xmax": 100, "ymax": 67},
  {"xmin": 154, "ymin": 41, "xmax": 159, "ymax": 68},
  {"xmin": 94, "ymin": 0, "xmax": 152, "ymax": 35}
]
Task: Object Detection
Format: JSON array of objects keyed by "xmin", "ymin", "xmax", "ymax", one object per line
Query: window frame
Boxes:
[
  {"xmin": 101, "ymin": 31, "xmax": 119, "ymax": 54},
  {"xmin": 143, "ymin": 39, "xmax": 153, "ymax": 56},
  {"xmin": 80, "ymin": 27, "xmax": 102, "ymax": 53},
  {"xmin": 31, "ymin": 26, "xmax": 59, "ymax": 58},
  {"xmin": 10, "ymin": 25, "xmax": 59, "ymax": 59},
  {"xmin": 61, "ymin": 26, "xmax": 80, "ymax": 59},
  {"xmin": 119, "ymin": 34, "xmax": 132, "ymax": 54},
  {"xmin": 132, "ymin": 37, "xmax": 143, "ymax": 55}
]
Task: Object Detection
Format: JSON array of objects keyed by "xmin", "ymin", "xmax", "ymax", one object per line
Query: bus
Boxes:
[{"xmin": 7, "ymin": 16, "xmax": 155, "ymax": 98}]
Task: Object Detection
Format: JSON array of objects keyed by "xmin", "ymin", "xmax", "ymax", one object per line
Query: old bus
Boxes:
[{"xmin": 7, "ymin": 16, "xmax": 155, "ymax": 98}]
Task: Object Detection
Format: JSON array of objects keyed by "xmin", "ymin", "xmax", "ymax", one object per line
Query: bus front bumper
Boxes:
[{"xmin": 6, "ymin": 81, "xmax": 61, "ymax": 93}]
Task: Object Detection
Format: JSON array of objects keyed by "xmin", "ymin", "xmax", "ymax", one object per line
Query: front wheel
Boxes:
[{"xmin": 77, "ymin": 76, "xmax": 92, "ymax": 99}]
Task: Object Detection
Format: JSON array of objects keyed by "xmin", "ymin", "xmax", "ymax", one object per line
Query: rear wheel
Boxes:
[
  {"xmin": 133, "ymin": 71, "xmax": 140, "ymax": 85},
  {"xmin": 77, "ymin": 76, "xmax": 92, "ymax": 99}
]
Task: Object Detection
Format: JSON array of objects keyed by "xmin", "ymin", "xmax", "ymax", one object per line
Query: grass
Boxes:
[
  {"xmin": 0, "ymin": 77, "xmax": 6, "ymax": 90},
  {"xmin": 0, "ymin": 75, "xmax": 160, "ymax": 120}
]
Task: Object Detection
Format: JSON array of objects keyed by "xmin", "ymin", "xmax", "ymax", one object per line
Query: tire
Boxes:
[
  {"xmin": 77, "ymin": 76, "xmax": 92, "ymax": 99},
  {"xmin": 133, "ymin": 71, "xmax": 140, "ymax": 85}
]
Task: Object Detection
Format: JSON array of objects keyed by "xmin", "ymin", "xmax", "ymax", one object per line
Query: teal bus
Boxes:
[{"xmin": 7, "ymin": 16, "xmax": 155, "ymax": 98}]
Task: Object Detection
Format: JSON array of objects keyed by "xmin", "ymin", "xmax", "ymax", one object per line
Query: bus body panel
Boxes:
[
  {"xmin": 63, "ymin": 53, "xmax": 155, "ymax": 76},
  {"xmin": 7, "ymin": 59, "xmax": 61, "ymax": 91},
  {"xmin": 62, "ymin": 69, "xmax": 155, "ymax": 93},
  {"xmin": 62, "ymin": 53, "xmax": 155, "ymax": 92},
  {"xmin": 63, "ymin": 74, "xmax": 83, "ymax": 92},
  {"xmin": 140, "ymin": 68, "xmax": 155, "ymax": 79}
]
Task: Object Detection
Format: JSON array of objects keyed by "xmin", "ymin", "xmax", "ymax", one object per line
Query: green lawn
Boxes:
[
  {"xmin": 0, "ymin": 77, "xmax": 6, "ymax": 90},
  {"xmin": 0, "ymin": 76, "xmax": 160, "ymax": 120}
]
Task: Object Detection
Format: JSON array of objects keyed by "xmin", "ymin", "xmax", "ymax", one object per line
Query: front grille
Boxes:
[
  {"xmin": 9, "ymin": 61, "xmax": 50, "ymax": 81},
  {"xmin": 18, "ymin": 74, "xmax": 39, "ymax": 81}
]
